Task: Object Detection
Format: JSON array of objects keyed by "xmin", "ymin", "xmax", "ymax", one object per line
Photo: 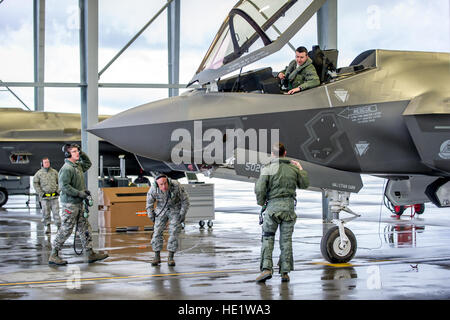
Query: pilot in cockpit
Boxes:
[{"xmin": 277, "ymin": 46, "xmax": 320, "ymax": 95}]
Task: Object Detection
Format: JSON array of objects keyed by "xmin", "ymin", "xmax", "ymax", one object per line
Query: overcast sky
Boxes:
[{"xmin": 0, "ymin": 0, "xmax": 449, "ymax": 115}]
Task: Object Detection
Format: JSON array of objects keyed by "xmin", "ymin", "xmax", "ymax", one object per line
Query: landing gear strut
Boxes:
[{"xmin": 320, "ymin": 190, "xmax": 360, "ymax": 263}]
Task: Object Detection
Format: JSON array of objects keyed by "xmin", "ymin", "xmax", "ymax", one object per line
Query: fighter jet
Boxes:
[
  {"xmin": 89, "ymin": 0, "xmax": 450, "ymax": 263},
  {"xmin": 0, "ymin": 107, "xmax": 143, "ymax": 207}
]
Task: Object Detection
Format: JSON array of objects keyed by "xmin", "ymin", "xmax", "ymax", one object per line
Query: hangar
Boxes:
[{"xmin": 0, "ymin": 0, "xmax": 449, "ymax": 306}]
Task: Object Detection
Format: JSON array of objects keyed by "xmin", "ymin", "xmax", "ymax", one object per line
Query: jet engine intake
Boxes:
[{"xmin": 425, "ymin": 178, "xmax": 450, "ymax": 208}]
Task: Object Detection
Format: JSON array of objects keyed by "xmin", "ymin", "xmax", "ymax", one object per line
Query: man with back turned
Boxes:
[{"xmin": 255, "ymin": 143, "xmax": 309, "ymax": 282}]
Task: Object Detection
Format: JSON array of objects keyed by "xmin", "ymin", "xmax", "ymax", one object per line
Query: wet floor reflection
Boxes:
[
  {"xmin": 384, "ymin": 224, "xmax": 425, "ymax": 248},
  {"xmin": 2, "ymin": 188, "xmax": 450, "ymax": 300},
  {"xmin": 96, "ymin": 227, "xmax": 220, "ymax": 265},
  {"xmin": 278, "ymin": 282, "xmax": 293, "ymax": 299},
  {"xmin": 149, "ymin": 265, "xmax": 185, "ymax": 299},
  {"xmin": 0, "ymin": 217, "xmax": 47, "ymax": 269},
  {"xmin": 321, "ymin": 267, "xmax": 358, "ymax": 299},
  {"xmin": 258, "ymin": 282, "xmax": 274, "ymax": 300},
  {"xmin": 98, "ymin": 231, "xmax": 153, "ymax": 263}
]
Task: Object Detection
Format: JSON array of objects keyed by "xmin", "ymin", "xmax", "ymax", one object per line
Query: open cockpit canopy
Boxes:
[{"xmin": 189, "ymin": 0, "xmax": 327, "ymax": 86}]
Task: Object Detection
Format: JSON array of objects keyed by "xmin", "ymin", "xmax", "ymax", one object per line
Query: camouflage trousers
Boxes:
[
  {"xmin": 40, "ymin": 198, "xmax": 61, "ymax": 227},
  {"xmin": 260, "ymin": 209, "xmax": 296, "ymax": 274},
  {"xmin": 151, "ymin": 210, "xmax": 182, "ymax": 252},
  {"xmin": 52, "ymin": 202, "xmax": 93, "ymax": 251}
]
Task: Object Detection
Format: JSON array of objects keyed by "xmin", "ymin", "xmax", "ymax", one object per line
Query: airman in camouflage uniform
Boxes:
[
  {"xmin": 33, "ymin": 157, "xmax": 61, "ymax": 234},
  {"xmin": 255, "ymin": 143, "xmax": 309, "ymax": 283},
  {"xmin": 146, "ymin": 174, "xmax": 190, "ymax": 266},
  {"xmin": 48, "ymin": 144, "xmax": 108, "ymax": 266}
]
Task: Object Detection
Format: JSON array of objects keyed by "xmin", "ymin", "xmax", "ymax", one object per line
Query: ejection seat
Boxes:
[{"xmin": 308, "ymin": 45, "xmax": 339, "ymax": 84}]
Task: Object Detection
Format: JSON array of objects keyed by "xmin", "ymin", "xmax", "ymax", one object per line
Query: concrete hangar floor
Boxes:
[{"xmin": 1, "ymin": 175, "xmax": 450, "ymax": 301}]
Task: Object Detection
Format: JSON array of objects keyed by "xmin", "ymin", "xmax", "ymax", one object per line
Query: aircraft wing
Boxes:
[{"xmin": 189, "ymin": 0, "xmax": 327, "ymax": 86}]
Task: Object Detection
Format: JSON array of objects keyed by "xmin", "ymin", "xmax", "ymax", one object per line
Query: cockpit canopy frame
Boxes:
[{"xmin": 189, "ymin": 0, "xmax": 327, "ymax": 86}]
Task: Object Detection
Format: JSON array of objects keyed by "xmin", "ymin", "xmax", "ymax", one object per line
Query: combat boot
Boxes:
[
  {"xmin": 151, "ymin": 251, "xmax": 161, "ymax": 266},
  {"xmin": 48, "ymin": 248, "xmax": 67, "ymax": 266},
  {"xmin": 87, "ymin": 249, "xmax": 109, "ymax": 263},
  {"xmin": 45, "ymin": 224, "xmax": 51, "ymax": 234},
  {"xmin": 256, "ymin": 269, "xmax": 272, "ymax": 283},
  {"xmin": 168, "ymin": 251, "xmax": 176, "ymax": 266},
  {"xmin": 281, "ymin": 273, "xmax": 290, "ymax": 282}
]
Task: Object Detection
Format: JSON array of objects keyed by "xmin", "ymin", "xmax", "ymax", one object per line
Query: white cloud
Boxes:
[
  {"xmin": 0, "ymin": 21, "xmax": 34, "ymax": 82},
  {"xmin": 0, "ymin": 87, "xmax": 34, "ymax": 110},
  {"xmin": 337, "ymin": 0, "xmax": 450, "ymax": 66},
  {"xmin": 180, "ymin": 0, "xmax": 235, "ymax": 48}
]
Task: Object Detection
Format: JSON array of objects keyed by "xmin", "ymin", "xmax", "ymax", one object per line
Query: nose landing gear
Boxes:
[{"xmin": 320, "ymin": 190, "xmax": 360, "ymax": 263}]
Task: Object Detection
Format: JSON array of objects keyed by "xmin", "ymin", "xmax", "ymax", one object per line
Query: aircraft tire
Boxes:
[
  {"xmin": 394, "ymin": 205, "xmax": 406, "ymax": 216},
  {"xmin": 414, "ymin": 204, "xmax": 425, "ymax": 215},
  {"xmin": 0, "ymin": 188, "xmax": 8, "ymax": 208},
  {"xmin": 321, "ymin": 226, "xmax": 357, "ymax": 263}
]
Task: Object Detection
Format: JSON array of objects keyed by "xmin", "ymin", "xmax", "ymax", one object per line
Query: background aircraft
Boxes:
[{"xmin": 0, "ymin": 107, "xmax": 143, "ymax": 207}]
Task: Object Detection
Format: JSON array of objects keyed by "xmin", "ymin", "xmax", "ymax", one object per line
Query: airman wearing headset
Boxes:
[
  {"xmin": 33, "ymin": 157, "xmax": 61, "ymax": 234},
  {"xmin": 146, "ymin": 174, "xmax": 190, "ymax": 267},
  {"xmin": 48, "ymin": 143, "xmax": 108, "ymax": 266}
]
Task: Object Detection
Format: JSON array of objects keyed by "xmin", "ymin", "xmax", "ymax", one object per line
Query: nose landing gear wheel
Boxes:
[{"xmin": 321, "ymin": 226, "xmax": 357, "ymax": 263}]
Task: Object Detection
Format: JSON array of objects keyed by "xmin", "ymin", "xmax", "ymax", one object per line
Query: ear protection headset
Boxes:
[
  {"xmin": 154, "ymin": 174, "xmax": 172, "ymax": 197},
  {"xmin": 62, "ymin": 143, "xmax": 80, "ymax": 159},
  {"xmin": 155, "ymin": 174, "xmax": 168, "ymax": 183}
]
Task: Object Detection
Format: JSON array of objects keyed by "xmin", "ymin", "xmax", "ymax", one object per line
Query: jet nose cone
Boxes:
[{"xmin": 88, "ymin": 96, "xmax": 191, "ymax": 162}]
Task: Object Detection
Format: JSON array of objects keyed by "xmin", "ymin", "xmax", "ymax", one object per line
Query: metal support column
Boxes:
[
  {"xmin": 317, "ymin": 0, "xmax": 337, "ymax": 50},
  {"xmin": 33, "ymin": 0, "xmax": 45, "ymax": 111},
  {"xmin": 318, "ymin": 0, "xmax": 337, "ymax": 224},
  {"xmin": 167, "ymin": 0, "xmax": 180, "ymax": 97},
  {"xmin": 80, "ymin": 0, "xmax": 99, "ymax": 232}
]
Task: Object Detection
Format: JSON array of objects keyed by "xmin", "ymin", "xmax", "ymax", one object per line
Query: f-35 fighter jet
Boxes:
[{"xmin": 89, "ymin": 0, "xmax": 450, "ymax": 263}]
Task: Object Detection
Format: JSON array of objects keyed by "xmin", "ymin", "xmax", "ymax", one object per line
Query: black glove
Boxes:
[{"xmin": 78, "ymin": 190, "xmax": 90, "ymax": 199}]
